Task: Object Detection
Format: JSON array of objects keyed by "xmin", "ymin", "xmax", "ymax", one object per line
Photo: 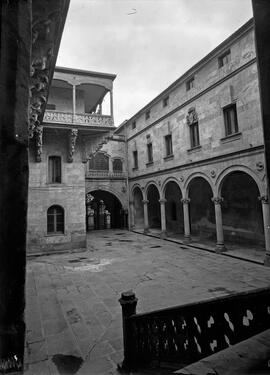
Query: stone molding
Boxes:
[
  {"xmin": 159, "ymin": 199, "xmax": 167, "ymax": 204},
  {"xmin": 142, "ymin": 199, "xmax": 149, "ymax": 204},
  {"xmin": 35, "ymin": 125, "xmax": 43, "ymax": 162}
]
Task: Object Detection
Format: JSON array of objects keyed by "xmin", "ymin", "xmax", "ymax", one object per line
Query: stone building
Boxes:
[
  {"xmin": 27, "ymin": 67, "xmax": 128, "ymax": 254},
  {"xmin": 27, "ymin": 18, "xmax": 270, "ymax": 265},
  {"xmin": 115, "ymin": 18, "xmax": 270, "ymax": 265}
]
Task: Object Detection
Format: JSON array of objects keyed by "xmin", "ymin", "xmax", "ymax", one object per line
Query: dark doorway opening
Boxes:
[
  {"xmin": 147, "ymin": 184, "xmax": 161, "ymax": 229},
  {"xmin": 86, "ymin": 190, "xmax": 127, "ymax": 230}
]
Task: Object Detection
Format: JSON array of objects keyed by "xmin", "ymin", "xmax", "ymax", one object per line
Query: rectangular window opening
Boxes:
[
  {"xmin": 223, "ymin": 103, "xmax": 238, "ymax": 136},
  {"xmin": 48, "ymin": 156, "xmax": 61, "ymax": 183},
  {"xmin": 190, "ymin": 122, "xmax": 200, "ymax": 148},
  {"xmin": 132, "ymin": 120, "xmax": 136, "ymax": 129},
  {"xmin": 145, "ymin": 110, "xmax": 150, "ymax": 120},
  {"xmin": 186, "ymin": 77, "xmax": 195, "ymax": 91},
  {"xmin": 163, "ymin": 96, "xmax": 169, "ymax": 107},
  {"xmin": 133, "ymin": 150, "xmax": 138, "ymax": 169},
  {"xmin": 147, "ymin": 143, "xmax": 153, "ymax": 163},
  {"xmin": 165, "ymin": 134, "xmax": 173, "ymax": 156},
  {"xmin": 218, "ymin": 50, "xmax": 231, "ymax": 68}
]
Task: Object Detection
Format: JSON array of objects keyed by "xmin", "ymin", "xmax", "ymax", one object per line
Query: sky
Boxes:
[{"xmin": 56, "ymin": 0, "xmax": 253, "ymax": 126}]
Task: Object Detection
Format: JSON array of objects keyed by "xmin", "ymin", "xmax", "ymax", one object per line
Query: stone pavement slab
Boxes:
[{"xmin": 24, "ymin": 230, "xmax": 270, "ymax": 374}]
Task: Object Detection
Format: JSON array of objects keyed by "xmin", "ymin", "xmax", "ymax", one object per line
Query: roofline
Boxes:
[
  {"xmin": 117, "ymin": 17, "xmax": 254, "ymax": 130},
  {"xmin": 55, "ymin": 66, "xmax": 117, "ymax": 81}
]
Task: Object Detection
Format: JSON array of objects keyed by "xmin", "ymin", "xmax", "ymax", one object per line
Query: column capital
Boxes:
[
  {"xmin": 159, "ymin": 198, "xmax": 167, "ymax": 204},
  {"xmin": 181, "ymin": 198, "xmax": 190, "ymax": 204},
  {"xmin": 212, "ymin": 196, "xmax": 223, "ymax": 205},
  {"xmin": 259, "ymin": 195, "xmax": 269, "ymax": 204},
  {"xmin": 142, "ymin": 199, "xmax": 149, "ymax": 204}
]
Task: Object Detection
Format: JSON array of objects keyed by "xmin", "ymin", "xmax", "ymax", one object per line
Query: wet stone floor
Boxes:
[{"xmin": 24, "ymin": 230, "xmax": 270, "ymax": 374}]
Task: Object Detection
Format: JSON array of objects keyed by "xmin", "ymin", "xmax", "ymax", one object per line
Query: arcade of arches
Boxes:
[
  {"xmin": 130, "ymin": 171, "xmax": 269, "ymax": 253},
  {"xmin": 86, "ymin": 190, "xmax": 127, "ymax": 230}
]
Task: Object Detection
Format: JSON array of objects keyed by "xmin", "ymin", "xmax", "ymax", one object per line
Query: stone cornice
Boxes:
[{"xmin": 29, "ymin": 0, "xmax": 70, "ymax": 138}]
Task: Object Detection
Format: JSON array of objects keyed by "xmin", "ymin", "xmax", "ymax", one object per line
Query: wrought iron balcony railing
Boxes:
[
  {"xmin": 86, "ymin": 170, "xmax": 127, "ymax": 179},
  {"xmin": 43, "ymin": 110, "xmax": 114, "ymax": 127}
]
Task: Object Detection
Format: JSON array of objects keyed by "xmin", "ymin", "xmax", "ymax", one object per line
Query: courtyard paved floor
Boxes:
[{"xmin": 24, "ymin": 230, "xmax": 270, "ymax": 375}]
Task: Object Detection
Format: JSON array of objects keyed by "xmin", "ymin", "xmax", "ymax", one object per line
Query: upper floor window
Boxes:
[
  {"xmin": 163, "ymin": 96, "xmax": 169, "ymax": 107},
  {"xmin": 48, "ymin": 156, "xmax": 61, "ymax": 183},
  {"xmin": 190, "ymin": 122, "xmax": 200, "ymax": 148},
  {"xmin": 218, "ymin": 49, "xmax": 231, "ymax": 68},
  {"xmin": 165, "ymin": 134, "xmax": 173, "ymax": 156},
  {"xmin": 147, "ymin": 143, "xmax": 153, "ymax": 163},
  {"xmin": 133, "ymin": 150, "xmax": 138, "ymax": 169},
  {"xmin": 89, "ymin": 152, "xmax": 109, "ymax": 170},
  {"xmin": 46, "ymin": 103, "xmax": 56, "ymax": 110},
  {"xmin": 47, "ymin": 205, "xmax": 64, "ymax": 234},
  {"xmin": 113, "ymin": 159, "xmax": 123, "ymax": 172},
  {"xmin": 186, "ymin": 77, "xmax": 195, "ymax": 91},
  {"xmin": 223, "ymin": 103, "xmax": 238, "ymax": 136},
  {"xmin": 132, "ymin": 120, "xmax": 136, "ymax": 129},
  {"xmin": 145, "ymin": 110, "xmax": 150, "ymax": 120}
]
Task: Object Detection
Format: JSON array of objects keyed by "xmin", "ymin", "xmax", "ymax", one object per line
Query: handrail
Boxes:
[
  {"xmin": 118, "ymin": 287, "xmax": 270, "ymax": 372},
  {"xmin": 43, "ymin": 110, "xmax": 114, "ymax": 127}
]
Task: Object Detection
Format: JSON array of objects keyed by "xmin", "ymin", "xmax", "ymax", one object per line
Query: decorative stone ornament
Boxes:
[
  {"xmin": 256, "ymin": 161, "xmax": 264, "ymax": 171},
  {"xmin": 35, "ymin": 125, "xmax": 43, "ymax": 162},
  {"xmin": 210, "ymin": 170, "xmax": 216, "ymax": 178},
  {"xmin": 67, "ymin": 129, "xmax": 78, "ymax": 162},
  {"xmin": 258, "ymin": 195, "xmax": 269, "ymax": 204},
  {"xmin": 181, "ymin": 198, "xmax": 190, "ymax": 204},
  {"xmin": 186, "ymin": 107, "xmax": 198, "ymax": 126},
  {"xmin": 179, "ymin": 176, "xmax": 184, "ymax": 182}
]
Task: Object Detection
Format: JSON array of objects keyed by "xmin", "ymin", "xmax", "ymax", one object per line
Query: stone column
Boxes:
[
  {"xmin": 181, "ymin": 198, "xmax": 191, "ymax": 242},
  {"xmin": 129, "ymin": 200, "xmax": 135, "ymax": 229},
  {"xmin": 259, "ymin": 195, "xmax": 270, "ymax": 266},
  {"xmin": 159, "ymin": 199, "xmax": 167, "ymax": 238},
  {"xmin": 212, "ymin": 197, "xmax": 226, "ymax": 253},
  {"xmin": 142, "ymin": 199, "xmax": 149, "ymax": 233},
  {"xmin": 110, "ymin": 89, "xmax": 114, "ymax": 119},
  {"xmin": 72, "ymin": 84, "xmax": 76, "ymax": 122}
]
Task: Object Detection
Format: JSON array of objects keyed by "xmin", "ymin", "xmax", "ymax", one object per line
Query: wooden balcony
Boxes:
[{"xmin": 43, "ymin": 110, "xmax": 114, "ymax": 128}]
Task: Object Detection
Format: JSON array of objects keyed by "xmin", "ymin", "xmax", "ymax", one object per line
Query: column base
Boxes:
[
  {"xmin": 183, "ymin": 235, "xmax": 191, "ymax": 244},
  {"xmin": 215, "ymin": 243, "xmax": 227, "ymax": 253},
  {"xmin": 143, "ymin": 228, "xmax": 149, "ymax": 234},
  {"xmin": 160, "ymin": 231, "xmax": 167, "ymax": 239},
  {"xmin": 264, "ymin": 253, "xmax": 270, "ymax": 267}
]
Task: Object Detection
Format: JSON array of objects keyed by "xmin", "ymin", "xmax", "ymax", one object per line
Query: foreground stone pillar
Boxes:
[
  {"xmin": 212, "ymin": 197, "xmax": 226, "ymax": 253},
  {"xmin": 181, "ymin": 198, "xmax": 191, "ymax": 242},
  {"xmin": 142, "ymin": 199, "xmax": 149, "ymax": 233},
  {"xmin": 0, "ymin": 1, "xmax": 31, "ymax": 369},
  {"xmin": 118, "ymin": 291, "xmax": 138, "ymax": 371},
  {"xmin": 259, "ymin": 195, "xmax": 270, "ymax": 266},
  {"xmin": 159, "ymin": 199, "xmax": 167, "ymax": 238}
]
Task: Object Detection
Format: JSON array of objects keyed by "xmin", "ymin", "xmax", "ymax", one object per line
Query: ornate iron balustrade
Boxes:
[
  {"xmin": 119, "ymin": 288, "xmax": 270, "ymax": 372},
  {"xmin": 43, "ymin": 110, "xmax": 114, "ymax": 127},
  {"xmin": 86, "ymin": 170, "xmax": 126, "ymax": 178}
]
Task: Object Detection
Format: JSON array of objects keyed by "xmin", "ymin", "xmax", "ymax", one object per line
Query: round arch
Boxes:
[
  {"xmin": 86, "ymin": 186, "xmax": 126, "ymax": 209},
  {"xmin": 216, "ymin": 165, "xmax": 264, "ymax": 196},
  {"xmin": 161, "ymin": 177, "xmax": 183, "ymax": 198},
  {"xmin": 187, "ymin": 176, "xmax": 216, "ymax": 241},
  {"xmin": 184, "ymin": 172, "xmax": 215, "ymax": 198},
  {"xmin": 219, "ymin": 170, "xmax": 264, "ymax": 246},
  {"xmin": 145, "ymin": 181, "xmax": 161, "ymax": 199},
  {"xmin": 163, "ymin": 180, "xmax": 184, "ymax": 235}
]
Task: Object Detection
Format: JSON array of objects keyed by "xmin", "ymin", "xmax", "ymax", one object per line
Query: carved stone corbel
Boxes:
[
  {"xmin": 35, "ymin": 125, "xmax": 43, "ymax": 162},
  {"xmin": 186, "ymin": 107, "xmax": 198, "ymax": 126},
  {"xmin": 68, "ymin": 129, "xmax": 78, "ymax": 162}
]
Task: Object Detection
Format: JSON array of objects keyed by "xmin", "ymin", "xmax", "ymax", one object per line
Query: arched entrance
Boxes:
[
  {"xmin": 220, "ymin": 171, "xmax": 264, "ymax": 245},
  {"xmin": 164, "ymin": 181, "xmax": 183, "ymax": 234},
  {"xmin": 133, "ymin": 187, "xmax": 144, "ymax": 228},
  {"xmin": 147, "ymin": 184, "xmax": 161, "ymax": 229},
  {"xmin": 86, "ymin": 190, "xmax": 127, "ymax": 230},
  {"xmin": 188, "ymin": 177, "xmax": 215, "ymax": 241}
]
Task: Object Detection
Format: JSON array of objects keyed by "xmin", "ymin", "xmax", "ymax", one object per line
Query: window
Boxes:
[
  {"xmin": 147, "ymin": 143, "xmax": 153, "ymax": 163},
  {"xmin": 89, "ymin": 152, "xmax": 109, "ymax": 170},
  {"xmin": 223, "ymin": 103, "xmax": 238, "ymax": 136},
  {"xmin": 186, "ymin": 77, "xmax": 194, "ymax": 91},
  {"xmin": 113, "ymin": 159, "xmax": 123, "ymax": 172},
  {"xmin": 133, "ymin": 151, "xmax": 138, "ymax": 169},
  {"xmin": 190, "ymin": 122, "xmax": 200, "ymax": 148},
  {"xmin": 218, "ymin": 50, "xmax": 231, "ymax": 68},
  {"xmin": 132, "ymin": 120, "xmax": 136, "ymax": 129},
  {"xmin": 46, "ymin": 103, "xmax": 56, "ymax": 110},
  {"xmin": 163, "ymin": 96, "xmax": 169, "ymax": 107},
  {"xmin": 47, "ymin": 205, "xmax": 64, "ymax": 234},
  {"xmin": 48, "ymin": 156, "xmax": 61, "ymax": 183},
  {"xmin": 145, "ymin": 110, "xmax": 150, "ymax": 120},
  {"xmin": 165, "ymin": 134, "xmax": 173, "ymax": 156}
]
